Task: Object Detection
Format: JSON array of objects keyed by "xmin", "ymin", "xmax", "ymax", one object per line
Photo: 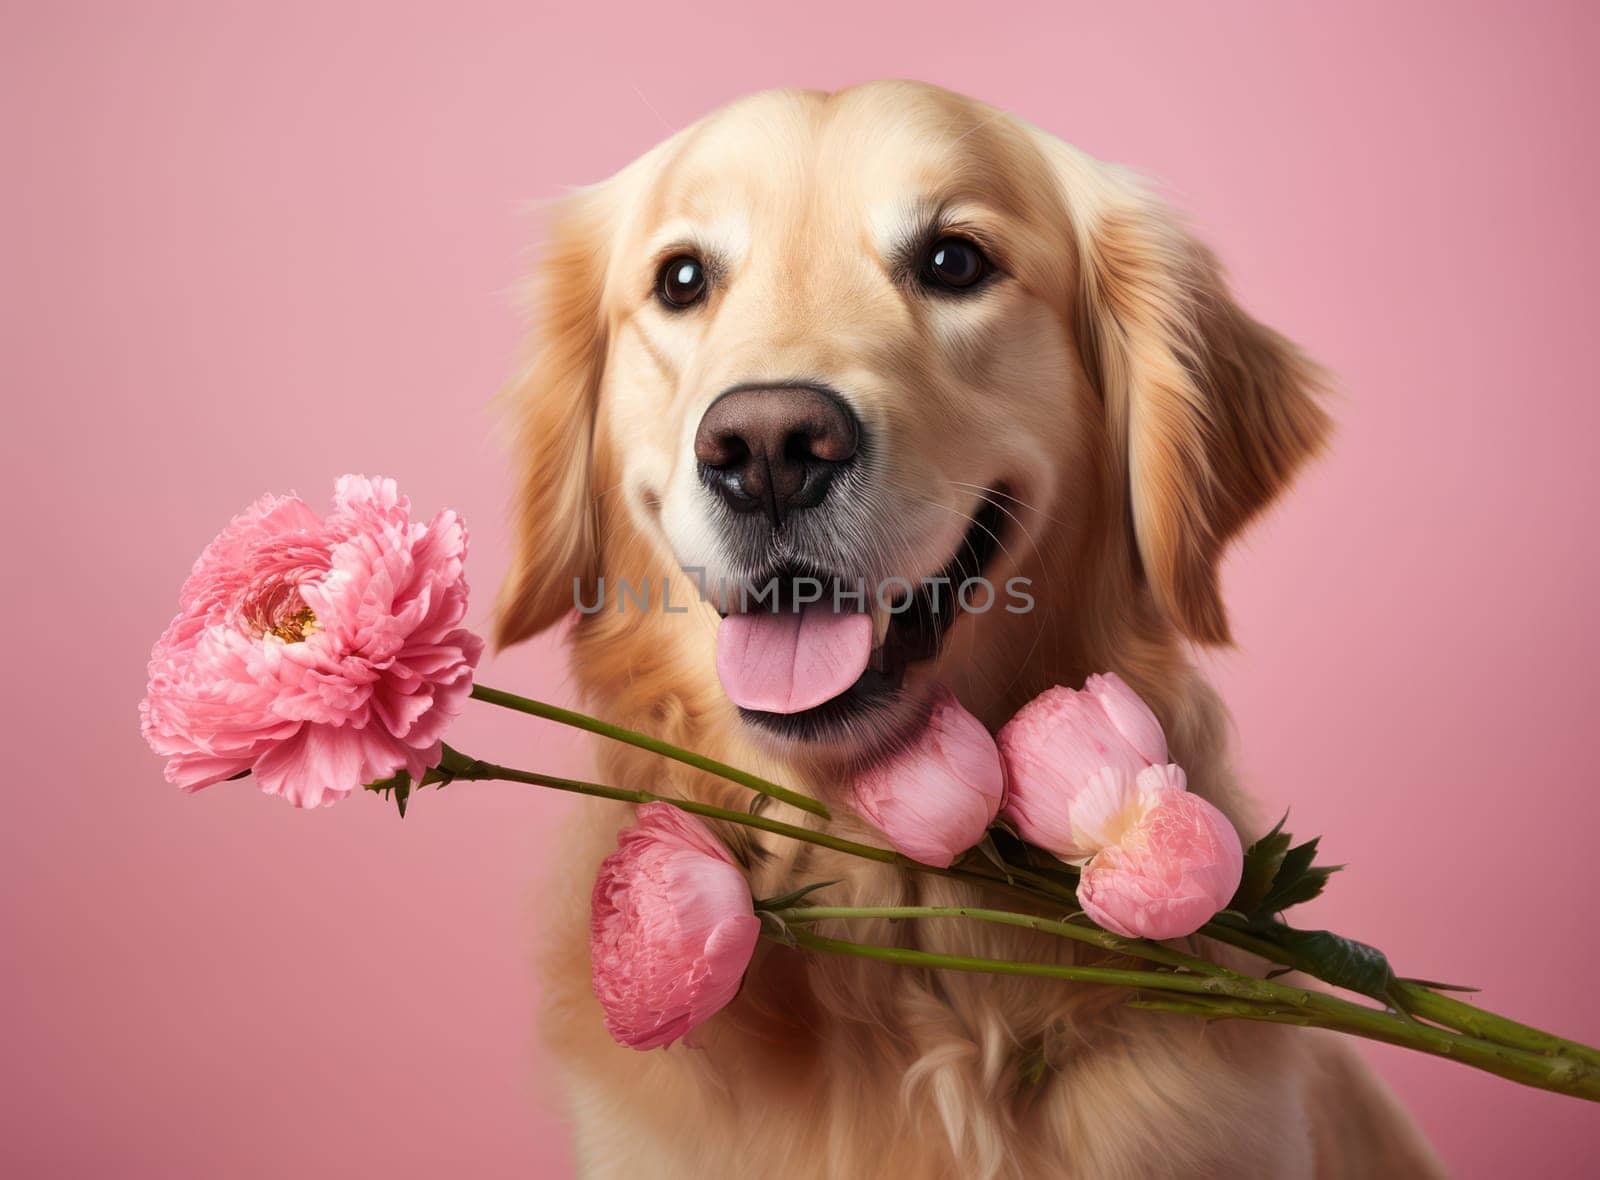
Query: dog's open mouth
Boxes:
[{"xmin": 713, "ymin": 490, "xmax": 1009, "ymax": 742}]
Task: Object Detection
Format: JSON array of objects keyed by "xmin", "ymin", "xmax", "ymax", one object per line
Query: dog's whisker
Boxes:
[
  {"xmin": 945, "ymin": 479, "xmax": 1064, "ymax": 531},
  {"xmin": 948, "ymin": 106, "xmax": 1012, "ymax": 148},
  {"xmin": 629, "ymin": 82, "xmax": 677, "ymax": 135},
  {"xmin": 915, "ymin": 492, "xmax": 1035, "ymax": 607},
  {"xmin": 919, "ymin": 487, "xmax": 1063, "ymax": 701},
  {"xmin": 903, "ymin": 494, "xmax": 1022, "ymax": 694}
]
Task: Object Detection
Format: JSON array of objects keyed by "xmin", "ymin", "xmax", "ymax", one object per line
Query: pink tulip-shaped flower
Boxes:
[
  {"xmin": 590, "ymin": 804, "xmax": 761, "ymax": 1050},
  {"xmin": 851, "ymin": 685, "xmax": 1005, "ymax": 867},
  {"xmin": 140, "ymin": 476, "xmax": 484, "ymax": 808},
  {"xmin": 1076, "ymin": 780, "xmax": 1243, "ymax": 941},
  {"xmin": 997, "ymin": 673, "xmax": 1243, "ymax": 939},
  {"xmin": 997, "ymin": 672, "xmax": 1171, "ymax": 860}
]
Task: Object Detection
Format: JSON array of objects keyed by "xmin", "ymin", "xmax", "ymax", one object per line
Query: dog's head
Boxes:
[{"xmin": 497, "ymin": 82, "xmax": 1327, "ymax": 765}]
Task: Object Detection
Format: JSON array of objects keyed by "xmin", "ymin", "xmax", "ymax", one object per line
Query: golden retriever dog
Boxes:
[{"xmin": 496, "ymin": 81, "xmax": 1445, "ymax": 1178}]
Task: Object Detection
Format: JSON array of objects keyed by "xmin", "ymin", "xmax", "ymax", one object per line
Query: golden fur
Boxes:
[{"xmin": 496, "ymin": 82, "xmax": 1444, "ymax": 1178}]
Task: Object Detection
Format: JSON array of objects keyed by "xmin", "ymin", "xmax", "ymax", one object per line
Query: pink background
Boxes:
[{"xmin": 5, "ymin": 1, "xmax": 1597, "ymax": 1174}]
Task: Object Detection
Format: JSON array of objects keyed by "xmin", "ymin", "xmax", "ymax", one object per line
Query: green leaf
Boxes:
[
  {"xmin": 1023, "ymin": 860, "xmax": 1083, "ymax": 889},
  {"xmin": 757, "ymin": 909, "xmax": 798, "ymax": 948},
  {"xmin": 1016, "ymin": 1043, "xmax": 1051, "ymax": 1087},
  {"xmin": 754, "ymin": 880, "xmax": 841, "ymax": 911},
  {"xmin": 971, "ymin": 829, "xmax": 1084, "ymax": 897},
  {"xmin": 1250, "ymin": 924, "xmax": 1396, "ymax": 1002},
  {"xmin": 363, "ymin": 748, "xmax": 470, "ymax": 817},
  {"xmin": 1259, "ymin": 864, "xmax": 1341, "ymax": 914},
  {"xmin": 969, "ymin": 835, "xmax": 1018, "ymax": 883},
  {"xmin": 1398, "ymin": 976, "xmax": 1482, "ymax": 994},
  {"xmin": 1275, "ymin": 836, "xmax": 1321, "ymax": 884},
  {"xmin": 1229, "ymin": 813, "xmax": 1292, "ymax": 914},
  {"xmin": 435, "ymin": 744, "xmax": 478, "ymax": 777},
  {"xmin": 1229, "ymin": 815, "xmax": 1347, "ymax": 920},
  {"xmin": 362, "ymin": 770, "xmax": 415, "ymax": 817},
  {"xmin": 365, "ymin": 769, "xmax": 407, "ymax": 792}
]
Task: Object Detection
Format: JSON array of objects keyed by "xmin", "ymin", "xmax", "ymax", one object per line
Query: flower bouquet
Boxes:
[{"xmin": 141, "ymin": 477, "xmax": 1600, "ymax": 1101}]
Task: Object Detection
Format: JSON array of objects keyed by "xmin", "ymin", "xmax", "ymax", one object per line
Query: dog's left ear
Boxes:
[
  {"xmin": 494, "ymin": 186, "xmax": 617, "ymax": 649},
  {"xmin": 1058, "ymin": 148, "xmax": 1332, "ymax": 644}
]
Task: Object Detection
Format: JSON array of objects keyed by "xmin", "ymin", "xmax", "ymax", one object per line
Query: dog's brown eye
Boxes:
[
  {"xmin": 658, "ymin": 255, "xmax": 708, "ymax": 308},
  {"xmin": 923, "ymin": 237, "xmax": 988, "ymax": 291}
]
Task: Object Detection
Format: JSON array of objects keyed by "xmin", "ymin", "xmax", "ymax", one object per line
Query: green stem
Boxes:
[
  {"xmin": 776, "ymin": 904, "xmax": 1423, "ymax": 1033},
  {"xmin": 469, "ymin": 683, "xmax": 830, "ymax": 819},
  {"xmin": 450, "ymin": 758, "xmax": 879, "ymax": 861},
  {"xmin": 778, "ymin": 912, "xmax": 1394, "ymax": 1027},
  {"xmin": 784, "ymin": 928, "xmax": 1600, "ymax": 1102},
  {"xmin": 975, "ymin": 860, "xmax": 1083, "ymax": 906},
  {"xmin": 450, "ymin": 754, "xmax": 1075, "ymax": 905},
  {"xmin": 1125, "ymin": 997, "xmax": 1600, "ymax": 1102},
  {"xmin": 457, "ymin": 762, "xmax": 1082, "ymax": 910},
  {"xmin": 445, "ymin": 735, "xmax": 1600, "ymax": 1093},
  {"xmin": 775, "ymin": 904, "xmax": 1224, "ymax": 976},
  {"xmin": 1200, "ymin": 920, "xmax": 1600, "ymax": 1068},
  {"xmin": 1390, "ymin": 980, "xmax": 1600, "ymax": 1068},
  {"xmin": 1126, "ymin": 997, "xmax": 1317, "ymax": 1025},
  {"xmin": 781, "ymin": 926, "xmax": 1264, "ymax": 1000}
]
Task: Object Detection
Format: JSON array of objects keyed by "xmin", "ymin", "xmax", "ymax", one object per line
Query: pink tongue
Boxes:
[{"xmin": 716, "ymin": 605, "xmax": 873, "ymax": 714}]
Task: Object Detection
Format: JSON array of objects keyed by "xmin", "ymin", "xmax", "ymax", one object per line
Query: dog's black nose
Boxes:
[{"xmin": 694, "ymin": 385, "xmax": 860, "ymax": 524}]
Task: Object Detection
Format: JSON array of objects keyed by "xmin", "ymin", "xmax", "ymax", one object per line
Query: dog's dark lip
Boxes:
[{"xmin": 736, "ymin": 488, "xmax": 1009, "ymax": 743}]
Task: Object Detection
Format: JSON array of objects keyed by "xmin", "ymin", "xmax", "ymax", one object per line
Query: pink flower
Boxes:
[
  {"xmin": 1077, "ymin": 783, "xmax": 1243, "ymax": 941},
  {"xmin": 590, "ymin": 804, "xmax": 761, "ymax": 1050},
  {"xmin": 851, "ymin": 685, "xmax": 1004, "ymax": 867},
  {"xmin": 996, "ymin": 673, "xmax": 1243, "ymax": 939},
  {"xmin": 140, "ymin": 476, "xmax": 484, "ymax": 808},
  {"xmin": 997, "ymin": 673, "xmax": 1170, "ymax": 860}
]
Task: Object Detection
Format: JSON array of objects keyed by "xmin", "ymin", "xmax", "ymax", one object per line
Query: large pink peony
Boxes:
[
  {"xmin": 851, "ymin": 685, "xmax": 1005, "ymax": 867},
  {"xmin": 590, "ymin": 804, "xmax": 761, "ymax": 1050},
  {"xmin": 140, "ymin": 476, "xmax": 484, "ymax": 808}
]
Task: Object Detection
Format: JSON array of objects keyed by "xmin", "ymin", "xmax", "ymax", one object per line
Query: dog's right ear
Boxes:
[
  {"xmin": 495, "ymin": 186, "xmax": 617, "ymax": 649},
  {"xmin": 1037, "ymin": 135, "xmax": 1330, "ymax": 645}
]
